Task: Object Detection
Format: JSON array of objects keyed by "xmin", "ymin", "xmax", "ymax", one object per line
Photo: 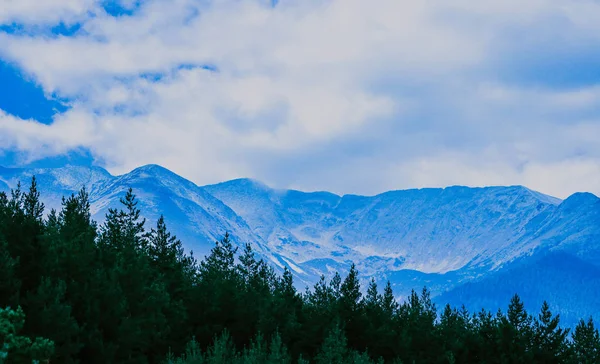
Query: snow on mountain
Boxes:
[
  {"xmin": 0, "ymin": 165, "xmax": 114, "ymax": 212},
  {"xmin": 0, "ymin": 165, "xmax": 268, "ymax": 260},
  {"xmin": 204, "ymin": 181, "xmax": 566, "ymax": 276},
  {"xmin": 539, "ymin": 193, "xmax": 600, "ymax": 265},
  {"xmin": 1, "ymin": 164, "xmax": 599, "ymax": 323}
]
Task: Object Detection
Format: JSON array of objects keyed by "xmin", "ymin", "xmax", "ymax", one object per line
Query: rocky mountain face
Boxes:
[{"xmin": 1, "ymin": 164, "xmax": 598, "ymax": 325}]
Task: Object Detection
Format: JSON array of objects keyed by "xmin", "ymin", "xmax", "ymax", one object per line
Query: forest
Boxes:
[{"xmin": 1, "ymin": 177, "xmax": 599, "ymax": 363}]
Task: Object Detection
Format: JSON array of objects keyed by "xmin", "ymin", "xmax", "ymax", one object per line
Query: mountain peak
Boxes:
[
  {"xmin": 124, "ymin": 164, "xmax": 193, "ymax": 185},
  {"xmin": 206, "ymin": 178, "xmax": 273, "ymax": 192},
  {"xmin": 129, "ymin": 164, "xmax": 172, "ymax": 175},
  {"xmin": 561, "ymin": 192, "xmax": 600, "ymax": 207},
  {"xmin": 503, "ymin": 185, "xmax": 562, "ymax": 205}
]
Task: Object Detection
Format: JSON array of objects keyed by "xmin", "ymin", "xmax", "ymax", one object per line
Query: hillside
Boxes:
[{"xmin": 1, "ymin": 164, "xmax": 598, "ymax": 323}]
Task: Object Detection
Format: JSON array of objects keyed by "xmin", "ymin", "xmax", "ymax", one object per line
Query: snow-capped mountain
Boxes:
[
  {"xmin": 1, "ymin": 164, "xmax": 598, "ymax": 325},
  {"xmin": 204, "ymin": 180, "xmax": 564, "ymax": 275},
  {"xmin": 0, "ymin": 165, "xmax": 268, "ymax": 260}
]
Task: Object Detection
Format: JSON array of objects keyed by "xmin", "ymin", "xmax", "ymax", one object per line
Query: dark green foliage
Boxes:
[
  {"xmin": 315, "ymin": 322, "xmax": 348, "ymax": 364},
  {"xmin": 571, "ymin": 318, "xmax": 600, "ymax": 363},
  {"xmin": 0, "ymin": 306, "xmax": 54, "ymax": 363},
  {"xmin": 0, "ymin": 235, "xmax": 19, "ymax": 308},
  {"xmin": 532, "ymin": 301, "xmax": 570, "ymax": 362},
  {"xmin": 0, "ymin": 178, "xmax": 598, "ymax": 363}
]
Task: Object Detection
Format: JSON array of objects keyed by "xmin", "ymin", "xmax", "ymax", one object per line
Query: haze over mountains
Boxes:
[{"xmin": 1, "ymin": 164, "xmax": 599, "ymax": 326}]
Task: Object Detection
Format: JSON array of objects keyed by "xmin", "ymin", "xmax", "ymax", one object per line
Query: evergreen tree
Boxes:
[
  {"xmin": 396, "ymin": 288, "xmax": 437, "ymax": 362},
  {"xmin": 497, "ymin": 294, "xmax": 534, "ymax": 363},
  {"xmin": 192, "ymin": 233, "xmax": 241, "ymax": 348},
  {"xmin": 0, "ymin": 306, "xmax": 54, "ymax": 363},
  {"xmin": 376, "ymin": 281, "xmax": 398, "ymax": 361},
  {"xmin": 382, "ymin": 281, "xmax": 398, "ymax": 317},
  {"xmin": 302, "ymin": 275, "xmax": 336, "ymax": 358},
  {"xmin": 363, "ymin": 278, "xmax": 384, "ymax": 359},
  {"xmin": 339, "ymin": 264, "xmax": 364, "ymax": 352},
  {"xmin": 241, "ymin": 332, "xmax": 267, "ymax": 364},
  {"xmin": 148, "ymin": 215, "xmax": 195, "ymax": 355},
  {"xmin": 205, "ymin": 330, "xmax": 237, "ymax": 364},
  {"xmin": 532, "ymin": 301, "xmax": 570, "ymax": 362},
  {"xmin": 23, "ymin": 278, "xmax": 80, "ymax": 363},
  {"xmin": 571, "ymin": 318, "xmax": 600, "ymax": 364},
  {"xmin": 7, "ymin": 179, "xmax": 46, "ymax": 300},
  {"xmin": 267, "ymin": 331, "xmax": 291, "ymax": 364},
  {"xmin": 316, "ymin": 322, "xmax": 348, "ymax": 364},
  {"xmin": 98, "ymin": 189, "xmax": 170, "ymax": 363},
  {"xmin": 235, "ymin": 243, "xmax": 275, "ymax": 344},
  {"xmin": 271, "ymin": 269, "xmax": 302, "ymax": 359},
  {"xmin": 0, "ymin": 235, "xmax": 19, "ymax": 308}
]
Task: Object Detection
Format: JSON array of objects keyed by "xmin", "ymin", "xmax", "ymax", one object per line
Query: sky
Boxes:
[{"xmin": 1, "ymin": 0, "xmax": 600, "ymax": 198}]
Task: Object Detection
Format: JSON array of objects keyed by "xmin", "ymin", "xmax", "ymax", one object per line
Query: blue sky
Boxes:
[{"xmin": 1, "ymin": 0, "xmax": 600, "ymax": 198}]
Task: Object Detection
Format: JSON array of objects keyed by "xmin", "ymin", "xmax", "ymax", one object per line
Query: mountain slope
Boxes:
[
  {"xmin": 1, "ymin": 164, "xmax": 599, "ymax": 324},
  {"xmin": 437, "ymin": 251, "xmax": 600, "ymax": 327},
  {"xmin": 0, "ymin": 165, "xmax": 268, "ymax": 259},
  {"xmin": 205, "ymin": 180, "xmax": 565, "ymax": 275}
]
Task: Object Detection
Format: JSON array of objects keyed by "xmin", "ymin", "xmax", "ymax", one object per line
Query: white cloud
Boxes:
[
  {"xmin": 396, "ymin": 153, "xmax": 600, "ymax": 199},
  {"xmin": 0, "ymin": 109, "xmax": 92, "ymax": 160},
  {"xmin": 1, "ymin": 0, "xmax": 600, "ymax": 197},
  {"xmin": 0, "ymin": 0, "xmax": 98, "ymax": 25}
]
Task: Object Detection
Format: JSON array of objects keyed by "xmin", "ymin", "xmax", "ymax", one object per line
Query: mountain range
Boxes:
[{"xmin": 1, "ymin": 164, "xmax": 598, "ymax": 326}]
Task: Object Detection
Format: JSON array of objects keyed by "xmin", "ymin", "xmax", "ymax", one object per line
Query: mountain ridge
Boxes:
[
  {"xmin": 0, "ymin": 163, "xmax": 598, "ymax": 325},
  {"xmin": 1, "ymin": 163, "xmax": 580, "ymax": 201}
]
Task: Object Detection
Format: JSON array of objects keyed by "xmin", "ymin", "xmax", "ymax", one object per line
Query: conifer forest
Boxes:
[{"xmin": 1, "ymin": 177, "xmax": 599, "ymax": 364}]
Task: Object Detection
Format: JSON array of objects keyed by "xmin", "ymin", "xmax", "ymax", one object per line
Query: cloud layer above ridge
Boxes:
[{"xmin": 1, "ymin": 0, "xmax": 600, "ymax": 198}]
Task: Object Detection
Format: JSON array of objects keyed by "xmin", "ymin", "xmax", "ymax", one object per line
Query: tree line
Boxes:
[{"xmin": 0, "ymin": 178, "xmax": 599, "ymax": 363}]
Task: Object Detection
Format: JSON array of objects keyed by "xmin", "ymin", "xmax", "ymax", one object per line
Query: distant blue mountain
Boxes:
[
  {"xmin": 1, "ymin": 164, "xmax": 598, "ymax": 326},
  {"xmin": 437, "ymin": 252, "xmax": 600, "ymax": 327}
]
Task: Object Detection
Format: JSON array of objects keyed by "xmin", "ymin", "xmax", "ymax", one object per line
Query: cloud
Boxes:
[
  {"xmin": 0, "ymin": 0, "xmax": 98, "ymax": 26},
  {"xmin": 1, "ymin": 0, "xmax": 600, "ymax": 198}
]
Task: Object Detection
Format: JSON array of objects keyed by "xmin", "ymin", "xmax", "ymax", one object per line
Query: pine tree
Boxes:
[
  {"xmin": 301, "ymin": 274, "xmax": 337, "ymax": 359},
  {"xmin": 497, "ymin": 294, "xmax": 534, "ymax": 363},
  {"xmin": 267, "ymin": 331, "xmax": 291, "ymax": 364},
  {"xmin": 309, "ymin": 275, "xmax": 335, "ymax": 311},
  {"xmin": 98, "ymin": 189, "xmax": 170, "ymax": 363},
  {"xmin": 167, "ymin": 336, "xmax": 204, "ymax": 363},
  {"xmin": 148, "ymin": 215, "xmax": 195, "ymax": 356},
  {"xmin": 316, "ymin": 322, "xmax": 348, "ymax": 364},
  {"xmin": 438, "ymin": 304, "xmax": 471, "ymax": 363},
  {"xmin": 0, "ymin": 235, "xmax": 20, "ymax": 308},
  {"xmin": 7, "ymin": 179, "xmax": 46, "ymax": 299},
  {"xmin": 235, "ymin": 243, "xmax": 263, "ymax": 343},
  {"xmin": 271, "ymin": 269, "xmax": 302, "ymax": 359},
  {"xmin": 532, "ymin": 301, "xmax": 570, "ymax": 362},
  {"xmin": 571, "ymin": 318, "xmax": 600, "ymax": 364},
  {"xmin": 205, "ymin": 330, "xmax": 237, "ymax": 364},
  {"xmin": 0, "ymin": 306, "xmax": 54, "ymax": 363},
  {"xmin": 330, "ymin": 272, "xmax": 342, "ymax": 301},
  {"xmin": 339, "ymin": 264, "xmax": 362, "ymax": 315},
  {"xmin": 23, "ymin": 278, "xmax": 80, "ymax": 363},
  {"xmin": 339, "ymin": 264, "xmax": 364, "ymax": 353},
  {"xmin": 377, "ymin": 281, "xmax": 398, "ymax": 361},
  {"xmin": 364, "ymin": 278, "xmax": 380, "ymax": 309},
  {"xmin": 192, "ymin": 233, "xmax": 241, "ymax": 348},
  {"xmin": 241, "ymin": 332, "xmax": 267, "ymax": 364},
  {"xmin": 22, "ymin": 177, "xmax": 44, "ymax": 222},
  {"xmin": 470, "ymin": 309, "xmax": 499, "ymax": 362},
  {"xmin": 363, "ymin": 278, "xmax": 383, "ymax": 359},
  {"xmin": 382, "ymin": 281, "xmax": 397, "ymax": 317},
  {"xmin": 397, "ymin": 288, "xmax": 437, "ymax": 362}
]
